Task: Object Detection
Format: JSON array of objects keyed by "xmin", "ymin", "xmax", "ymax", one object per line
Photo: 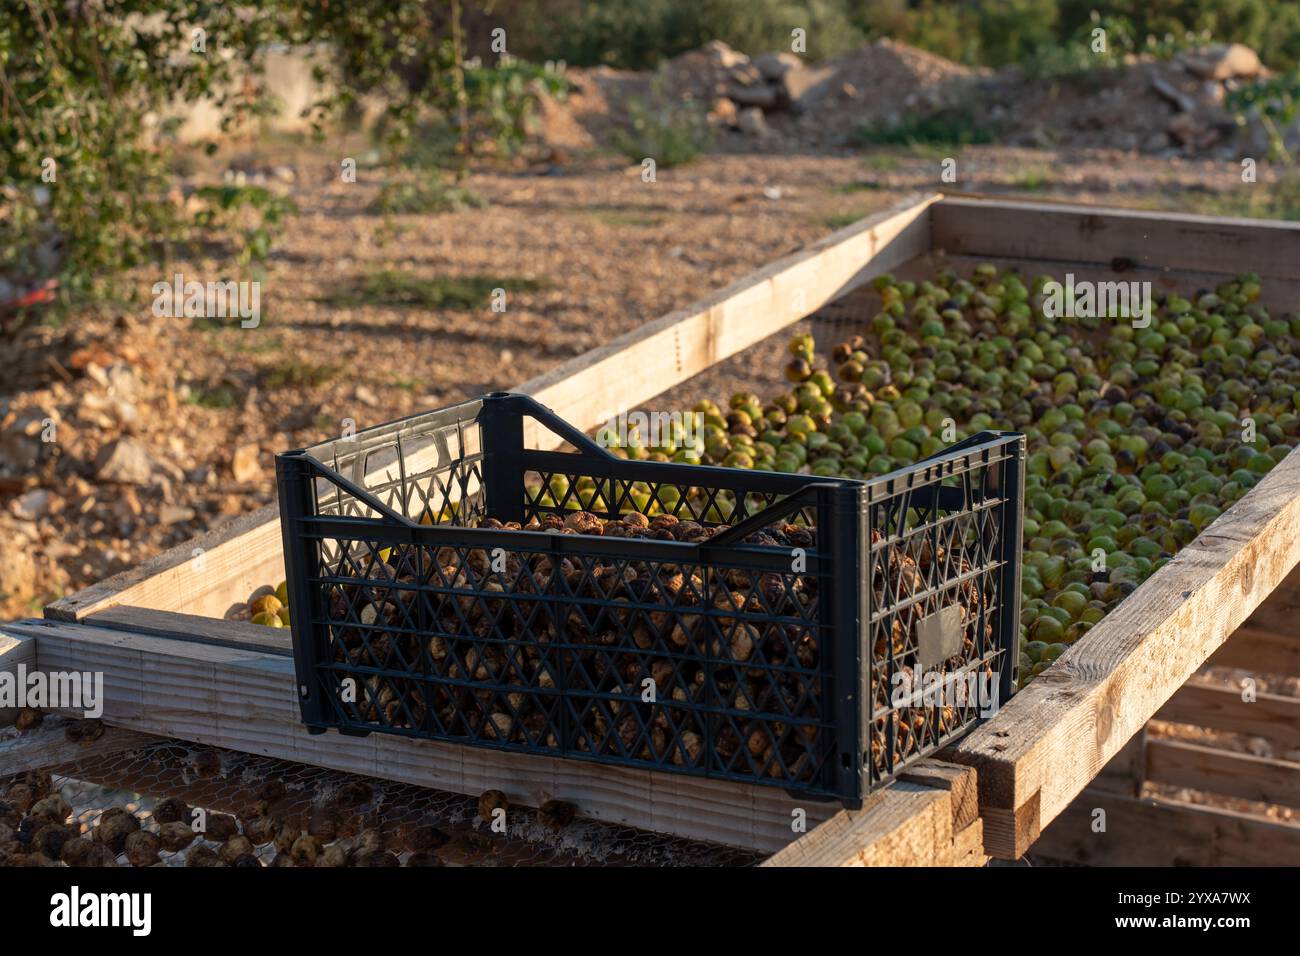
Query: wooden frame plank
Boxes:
[
  {"xmin": 1208, "ymin": 624, "xmax": 1300, "ymax": 676},
  {"xmin": 1156, "ymin": 678, "xmax": 1300, "ymax": 753},
  {"xmin": 763, "ymin": 761, "xmax": 983, "ymax": 866},
  {"xmin": 15, "ymin": 617, "xmax": 848, "ymax": 854},
  {"xmin": 1145, "ymin": 739, "xmax": 1300, "ymax": 808},
  {"xmin": 1034, "ymin": 788, "xmax": 1300, "ymax": 866},
  {"xmin": 945, "ymin": 444, "xmax": 1300, "ymax": 859},
  {"xmin": 0, "ymin": 718, "xmax": 157, "ymax": 776},
  {"xmin": 45, "ymin": 504, "xmax": 284, "ymax": 623},
  {"xmin": 0, "ymin": 630, "xmax": 38, "ymax": 727},
  {"xmin": 933, "ymin": 197, "xmax": 1300, "ymax": 280}
]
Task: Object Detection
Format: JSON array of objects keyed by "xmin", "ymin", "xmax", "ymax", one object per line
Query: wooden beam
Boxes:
[
  {"xmin": 45, "ymin": 504, "xmax": 284, "ymax": 623},
  {"xmin": 1034, "ymin": 788, "xmax": 1300, "ymax": 866},
  {"xmin": 900, "ymin": 760, "xmax": 980, "ymax": 832},
  {"xmin": 933, "ymin": 197, "xmax": 1300, "ymax": 280},
  {"xmin": 763, "ymin": 761, "xmax": 983, "ymax": 866},
  {"xmin": 1208, "ymin": 624, "xmax": 1300, "ymax": 676},
  {"xmin": 945, "ymin": 444, "xmax": 1300, "ymax": 859},
  {"xmin": 1156, "ymin": 678, "xmax": 1300, "ymax": 753},
  {"xmin": 15, "ymin": 617, "xmax": 844, "ymax": 854},
  {"xmin": 761, "ymin": 781, "xmax": 952, "ymax": 867},
  {"xmin": 1145, "ymin": 739, "xmax": 1300, "ymax": 808},
  {"xmin": 0, "ymin": 630, "xmax": 37, "ymax": 727},
  {"xmin": 1090, "ymin": 729, "xmax": 1146, "ymax": 798},
  {"xmin": 0, "ymin": 718, "xmax": 157, "ymax": 776}
]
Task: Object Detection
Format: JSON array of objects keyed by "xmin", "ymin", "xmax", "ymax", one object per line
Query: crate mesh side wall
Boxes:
[
  {"xmin": 308, "ymin": 527, "xmax": 836, "ymax": 791},
  {"xmin": 866, "ymin": 445, "xmax": 1018, "ymax": 784}
]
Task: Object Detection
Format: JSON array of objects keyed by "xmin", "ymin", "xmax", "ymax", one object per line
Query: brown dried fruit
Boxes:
[
  {"xmin": 316, "ymin": 844, "xmax": 347, "ymax": 867},
  {"xmin": 61, "ymin": 837, "xmax": 117, "ymax": 867},
  {"xmin": 231, "ymin": 853, "xmax": 262, "ymax": 867},
  {"xmin": 243, "ymin": 813, "xmax": 281, "ymax": 847},
  {"xmin": 408, "ymin": 824, "xmax": 449, "ymax": 852},
  {"xmin": 14, "ymin": 707, "xmax": 43, "ymax": 731},
  {"xmin": 189, "ymin": 749, "xmax": 221, "ymax": 778},
  {"xmin": 4, "ymin": 784, "xmax": 34, "ymax": 814},
  {"xmin": 124, "ymin": 830, "xmax": 161, "ymax": 867},
  {"xmin": 28, "ymin": 794, "xmax": 72, "ymax": 827},
  {"xmin": 158, "ymin": 822, "xmax": 197, "ymax": 853},
  {"xmin": 94, "ymin": 808, "xmax": 140, "ymax": 853},
  {"xmin": 536, "ymin": 799, "xmax": 577, "ymax": 830},
  {"xmin": 152, "ymin": 797, "xmax": 190, "ymax": 825},
  {"xmin": 332, "ymin": 780, "xmax": 373, "ymax": 808},
  {"xmin": 308, "ymin": 806, "xmax": 341, "ymax": 842},
  {"xmin": 201, "ymin": 812, "xmax": 239, "ymax": 843},
  {"xmin": 219, "ymin": 836, "xmax": 255, "ymax": 865},
  {"xmin": 34, "ymin": 823, "xmax": 76, "ymax": 859},
  {"xmin": 290, "ymin": 834, "xmax": 321, "ymax": 866},
  {"xmin": 477, "ymin": 789, "xmax": 508, "ymax": 825},
  {"xmin": 186, "ymin": 844, "xmax": 223, "ymax": 867}
]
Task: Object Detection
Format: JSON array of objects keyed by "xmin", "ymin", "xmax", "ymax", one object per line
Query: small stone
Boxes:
[
  {"xmin": 354, "ymin": 384, "xmax": 379, "ymax": 406},
  {"xmin": 94, "ymin": 437, "xmax": 154, "ymax": 485},
  {"xmin": 737, "ymin": 107, "xmax": 768, "ymax": 137},
  {"xmin": 753, "ymin": 51, "xmax": 801, "ymax": 82},
  {"xmin": 9, "ymin": 489, "xmax": 50, "ymax": 521},
  {"xmin": 729, "ymin": 82, "xmax": 777, "ymax": 109},
  {"xmin": 1181, "ymin": 43, "xmax": 1262, "ymax": 81},
  {"xmin": 158, "ymin": 504, "xmax": 196, "ymax": 526},
  {"xmin": 231, "ymin": 443, "xmax": 261, "ymax": 483}
]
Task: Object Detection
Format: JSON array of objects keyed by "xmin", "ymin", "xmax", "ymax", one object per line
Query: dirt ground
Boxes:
[{"xmin": 1, "ymin": 140, "xmax": 1294, "ymax": 620}]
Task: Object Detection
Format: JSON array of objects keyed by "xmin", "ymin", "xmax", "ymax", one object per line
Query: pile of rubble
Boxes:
[
  {"xmin": 552, "ymin": 37, "xmax": 1283, "ymax": 158},
  {"xmin": 988, "ymin": 42, "xmax": 1270, "ymax": 156},
  {"xmin": 652, "ymin": 38, "xmax": 976, "ymax": 143}
]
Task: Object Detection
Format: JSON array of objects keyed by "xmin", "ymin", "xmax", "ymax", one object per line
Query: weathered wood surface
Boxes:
[
  {"xmin": 0, "ymin": 630, "xmax": 37, "ymax": 728},
  {"xmin": 763, "ymin": 761, "xmax": 985, "ymax": 866},
  {"xmin": 945, "ymin": 444, "xmax": 1300, "ymax": 858},
  {"xmin": 0, "ymin": 718, "xmax": 157, "ymax": 776},
  {"xmin": 933, "ymin": 197, "xmax": 1300, "ymax": 280},
  {"xmin": 1145, "ymin": 739, "xmax": 1300, "ymax": 809},
  {"xmin": 1033, "ymin": 788, "xmax": 1300, "ymax": 866},
  {"xmin": 1156, "ymin": 678, "xmax": 1300, "ymax": 753}
]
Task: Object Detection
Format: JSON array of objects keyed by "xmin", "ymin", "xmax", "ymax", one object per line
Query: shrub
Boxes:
[{"xmin": 611, "ymin": 94, "xmax": 713, "ymax": 167}]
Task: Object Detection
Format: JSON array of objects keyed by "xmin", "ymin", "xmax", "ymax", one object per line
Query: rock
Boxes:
[
  {"xmin": 1181, "ymin": 43, "xmax": 1262, "ymax": 81},
  {"xmin": 729, "ymin": 82, "xmax": 777, "ymax": 109},
  {"xmin": 701, "ymin": 40, "xmax": 747, "ymax": 70},
  {"xmin": 158, "ymin": 504, "xmax": 196, "ymax": 527},
  {"xmin": 94, "ymin": 437, "xmax": 154, "ymax": 485},
  {"xmin": 780, "ymin": 64, "xmax": 837, "ymax": 112},
  {"xmin": 728, "ymin": 63, "xmax": 763, "ymax": 87},
  {"xmin": 753, "ymin": 52, "xmax": 801, "ymax": 82},
  {"xmin": 354, "ymin": 384, "xmax": 379, "ymax": 407},
  {"xmin": 737, "ymin": 107, "xmax": 768, "ymax": 137},
  {"xmin": 104, "ymin": 363, "xmax": 140, "ymax": 400},
  {"xmin": 708, "ymin": 96, "xmax": 738, "ymax": 127},
  {"xmin": 10, "ymin": 489, "xmax": 51, "ymax": 521},
  {"xmin": 1149, "ymin": 72, "xmax": 1196, "ymax": 113},
  {"xmin": 231, "ymin": 443, "xmax": 262, "ymax": 483}
]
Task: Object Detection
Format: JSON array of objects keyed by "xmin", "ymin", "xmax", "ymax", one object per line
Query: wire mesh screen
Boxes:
[{"xmin": 277, "ymin": 393, "xmax": 1023, "ymax": 806}]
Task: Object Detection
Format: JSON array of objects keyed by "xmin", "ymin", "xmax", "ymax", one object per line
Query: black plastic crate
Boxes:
[{"xmin": 276, "ymin": 392, "xmax": 1025, "ymax": 807}]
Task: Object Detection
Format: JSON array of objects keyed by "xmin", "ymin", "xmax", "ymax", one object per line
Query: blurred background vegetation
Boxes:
[{"xmin": 5, "ymin": 0, "xmax": 1300, "ymax": 306}]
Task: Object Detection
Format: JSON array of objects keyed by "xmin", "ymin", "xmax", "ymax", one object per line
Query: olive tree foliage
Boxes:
[{"xmin": 0, "ymin": 0, "xmax": 559, "ymax": 304}]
